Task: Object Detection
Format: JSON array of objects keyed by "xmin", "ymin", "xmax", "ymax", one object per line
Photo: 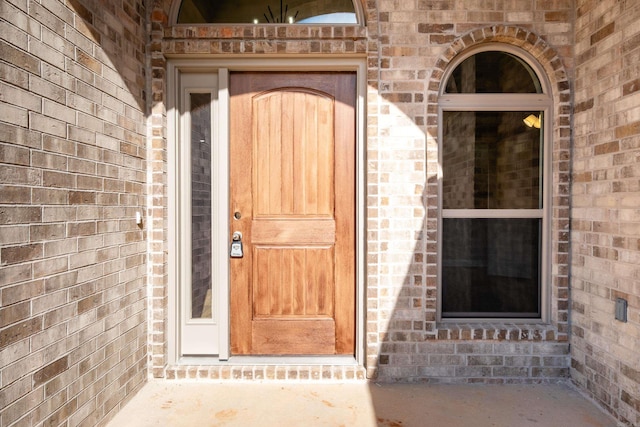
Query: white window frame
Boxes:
[
  {"xmin": 437, "ymin": 44, "xmax": 554, "ymax": 323},
  {"xmin": 168, "ymin": 72, "xmax": 227, "ymax": 358}
]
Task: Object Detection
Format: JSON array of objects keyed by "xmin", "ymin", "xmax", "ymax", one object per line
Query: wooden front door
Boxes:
[{"xmin": 229, "ymin": 72, "xmax": 356, "ymax": 355}]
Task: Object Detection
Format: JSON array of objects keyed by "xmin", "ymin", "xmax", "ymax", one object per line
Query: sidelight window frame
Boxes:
[{"xmin": 437, "ymin": 44, "xmax": 554, "ymax": 323}]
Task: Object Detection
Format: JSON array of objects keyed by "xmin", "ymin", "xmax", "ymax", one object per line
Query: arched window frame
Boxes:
[
  {"xmin": 437, "ymin": 43, "xmax": 554, "ymax": 322},
  {"xmin": 169, "ymin": 0, "xmax": 366, "ymax": 26}
]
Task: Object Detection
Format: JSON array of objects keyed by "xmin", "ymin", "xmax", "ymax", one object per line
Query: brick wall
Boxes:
[
  {"xmin": 147, "ymin": 0, "xmax": 575, "ymax": 385},
  {"xmin": 0, "ymin": 0, "xmax": 631, "ymax": 424},
  {"xmin": 374, "ymin": 0, "xmax": 573, "ymax": 381},
  {"xmin": 572, "ymin": 0, "xmax": 640, "ymax": 425},
  {"xmin": 0, "ymin": 1, "xmax": 148, "ymax": 426},
  {"xmin": 9, "ymin": 1, "xmax": 640, "ymax": 425}
]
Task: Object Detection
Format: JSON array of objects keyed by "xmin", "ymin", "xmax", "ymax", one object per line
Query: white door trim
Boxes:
[{"xmin": 167, "ymin": 57, "xmax": 367, "ymax": 365}]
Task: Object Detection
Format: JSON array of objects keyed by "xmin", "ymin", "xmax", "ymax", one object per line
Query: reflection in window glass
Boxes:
[
  {"xmin": 445, "ymin": 51, "xmax": 542, "ymax": 94},
  {"xmin": 190, "ymin": 93, "xmax": 212, "ymax": 319},
  {"xmin": 442, "ymin": 218, "xmax": 541, "ymax": 318},
  {"xmin": 442, "ymin": 111, "xmax": 543, "ymax": 210},
  {"xmin": 177, "ymin": 0, "xmax": 358, "ymax": 24},
  {"xmin": 298, "ymin": 12, "xmax": 356, "ymax": 24}
]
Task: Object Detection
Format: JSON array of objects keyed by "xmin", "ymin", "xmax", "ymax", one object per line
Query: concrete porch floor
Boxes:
[{"xmin": 107, "ymin": 380, "xmax": 619, "ymax": 427}]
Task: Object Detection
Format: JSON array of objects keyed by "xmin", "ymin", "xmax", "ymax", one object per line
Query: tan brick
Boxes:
[
  {"xmin": 77, "ymin": 175, "xmax": 103, "ymax": 191},
  {"xmin": 0, "ymin": 164, "xmax": 41, "ymax": 185},
  {"xmin": 42, "ymin": 62, "xmax": 76, "ymax": 91},
  {"xmin": 0, "ymin": 376, "xmax": 31, "ymax": 410},
  {"xmin": 0, "ymin": 123, "xmax": 41, "ymax": 148},
  {"xmin": 42, "ymin": 136, "xmax": 76, "ymax": 156},
  {"xmin": 1, "ymin": 279, "xmax": 44, "ymax": 306},
  {"xmin": 29, "ymin": 37, "xmax": 65, "ymax": 69},
  {"xmin": 32, "ymin": 290, "xmax": 67, "ymax": 315},
  {"xmin": 31, "ymin": 109, "xmax": 67, "ymax": 139},
  {"xmin": 44, "ymin": 239, "xmax": 77, "ymax": 257},
  {"xmin": 66, "ymin": 221, "xmax": 96, "ymax": 237},
  {"xmin": 1, "ymin": 243, "xmax": 43, "ymax": 264},
  {"xmin": 2, "ymin": 388, "xmax": 46, "ymax": 425},
  {"xmin": 42, "ymin": 206, "xmax": 76, "ymax": 223},
  {"xmin": 0, "ymin": 185, "xmax": 31, "ymax": 204},
  {"xmin": 0, "ymin": 144, "xmax": 30, "ymax": 166},
  {"xmin": 591, "ymin": 22, "xmax": 615, "ymax": 45},
  {"xmin": 33, "ymin": 256, "xmax": 69, "ymax": 279},
  {"xmin": 0, "ymin": 301, "xmax": 31, "ymax": 328},
  {"xmin": 33, "ymin": 356, "xmax": 69, "ymax": 387},
  {"xmin": 0, "ymin": 316, "xmax": 42, "ymax": 349},
  {"xmin": 32, "ymin": 188, "xmax": 69, "ymax": 205},
  {"xmin": 0, "ymin": 102, "xmax": 29, "ymax": 127},
  {"xmin": 43, "ymin": 304, "xmax": 77, "ymax": 329},
  {"xmin": 69, "ymin": 157, "xmax": 98, "ymax": 174},
  {"xmin": 42, "ymin": 171, "xmax": 77, "ymax": 189},
  {"xmin": 29, "ymin": 0, "xmax": 66, "ymax": 36},
  {"xmin": 0, "ymin": 39, "xmax": 40, "ymax": 74},
  {"xmin": 594, "ymin": 141, "xmax": 619, "ymax": 155},
  {"xmin": 43, "ymin": 99, "xmax": 76, "ymax": 124},
  {"xmin": 615, "ymin": 121, "xmax": 640, "ymax": 139},
  {"xmin": 69, "ymin": 191, "xmax": 96, "ymax": 204},
  {"xmin": 0, "ymin": 18, "xmax": 28, "ymax": 49}
]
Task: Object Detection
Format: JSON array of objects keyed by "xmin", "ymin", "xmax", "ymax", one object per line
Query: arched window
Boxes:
[
  {"xmin": 175, "ymin": 0, "xmax": 360, "ymax": 25},
  {"xmin": 438, "ymin": 46, "xmax": 552, "ymax": 320}
]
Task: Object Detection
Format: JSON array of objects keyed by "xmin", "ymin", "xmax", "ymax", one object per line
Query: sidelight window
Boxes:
[{"xmin": 438, "ymin": 47, "xmax": 552, "ymax": 320}]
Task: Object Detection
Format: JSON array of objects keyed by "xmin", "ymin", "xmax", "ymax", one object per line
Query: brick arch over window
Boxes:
[
  {"xmin": 428, "ymin": 26, "xmax": 570, "ymax": 127},
  {"xmin": 426, "ymin": 26, "xmax": 571, "ymax": 334}
]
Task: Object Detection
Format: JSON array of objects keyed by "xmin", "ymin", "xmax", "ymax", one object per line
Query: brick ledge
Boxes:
[
  {"xmin": 435, "ymin": 323, "xmax": 565, "ymax": 341},
  {"xmin": 160, "ymin": 364, "xmax": 367, "ymax": 381}
]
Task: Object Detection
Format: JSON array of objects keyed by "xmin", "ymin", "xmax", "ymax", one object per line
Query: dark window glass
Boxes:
[
  {"xmin": 190, "ymin": 93, "xmax": 212, "ymax": 319},
  {"xmin": 442, "ymin": 111, "xmax": 543, "ymax": 210},
  {"xmin": 442, "ymin": 218, "xmax": 541, "ymax": 318},
  {"xmin": 445, "ymin": 51, "xmax": 542, "ymax": 94}
]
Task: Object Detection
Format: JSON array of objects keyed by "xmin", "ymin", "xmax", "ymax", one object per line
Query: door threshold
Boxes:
[{"xmin": 178, "ymin": 355, "xmax": 358, "ymax": 366}]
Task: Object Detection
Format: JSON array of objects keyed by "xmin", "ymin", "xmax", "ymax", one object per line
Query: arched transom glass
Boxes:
[
  {"xmin": 445, "ymin": 51, "xmax": 543, "ymax": 94},
  {"xmin": 177, "ymin": 0, "xmax": 359, "ymax": 24}
]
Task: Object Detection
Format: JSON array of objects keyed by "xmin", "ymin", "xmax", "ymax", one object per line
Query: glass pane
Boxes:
[
  {"xmin": 190, "ymin": 93, "xmax": 212, "ymax": 319},
  {"xmin": 445, "ymin": 51, "xmax": 542, "ymax": 94},
  {"xmin": 177, "ymin": 0, "xmax": 357, "ymax": 24},
  {"xmin": 442, "ymin": 111, "xmax": 542, "ymax": 209},
  {"xmin": 442, "ymin": 218, "xmax": 541, "ymax": 318}
]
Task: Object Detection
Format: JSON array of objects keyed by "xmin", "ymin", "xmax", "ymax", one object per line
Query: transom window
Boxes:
[
  {"xmin": 438, "ymin": 47, "xmax": 552, "ymax": 320},
  {"xmin": 176, "ymin": 0, "xmax": 359, "ymax": 24}
]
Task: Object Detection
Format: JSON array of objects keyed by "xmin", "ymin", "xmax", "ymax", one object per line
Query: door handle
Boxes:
[{"xmin": 230, "ymin": 232, "xmax": 243, "ymax": 258}]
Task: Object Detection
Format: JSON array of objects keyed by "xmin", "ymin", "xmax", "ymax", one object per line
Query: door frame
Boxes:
[{"xmin": 167, "ymin": 57, "xmax": 367, "ymax": 365}]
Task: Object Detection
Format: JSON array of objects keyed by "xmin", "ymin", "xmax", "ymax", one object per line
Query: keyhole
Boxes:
[{"xmin": 234, "ymin": 211, "xmax": 241, "ymax": 220}]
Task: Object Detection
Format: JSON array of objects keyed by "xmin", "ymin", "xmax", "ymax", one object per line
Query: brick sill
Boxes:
[
  {"xmin": 164, "ymin": 25, "xmax": 368, "ymax": 40},
  {"xmin": 435, "ymin": 323, "xmax": 563, "ymax": 341},
  {"xmin": 159, "ymin": 364, "xmax": 367, "ymax": 381}
]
